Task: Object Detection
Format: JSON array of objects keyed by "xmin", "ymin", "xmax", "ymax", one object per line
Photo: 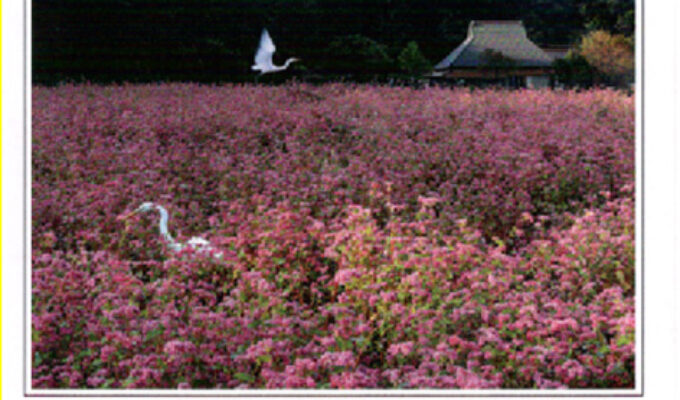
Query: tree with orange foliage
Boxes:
[{"xmin": 578, "ymin": 30, "xmax": 634, "ymax": 87}]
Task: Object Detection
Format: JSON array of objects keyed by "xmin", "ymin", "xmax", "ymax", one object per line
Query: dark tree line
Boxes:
[{"xmin": 33, "ymin": 0, "xmax": 634, "ymax": 84}]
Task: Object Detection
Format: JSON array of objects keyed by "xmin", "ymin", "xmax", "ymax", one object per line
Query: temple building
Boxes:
[{"xmin": 431, "ymin": 20, "xmax": 555, "ymax": 88}]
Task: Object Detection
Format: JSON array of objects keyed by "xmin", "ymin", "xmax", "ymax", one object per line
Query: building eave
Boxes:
[
  {"xmin": 433, "ymin": 29, "xmax": 475, "ymax": 70},
  {"xmin": 434, "ymin": 66, "xmax": 554, "ymax": 79}
]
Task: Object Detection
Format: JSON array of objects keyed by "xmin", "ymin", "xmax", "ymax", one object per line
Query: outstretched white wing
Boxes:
[{"xmin": 253, "ymin": 28, "xmax": 276, "ymax": 72}]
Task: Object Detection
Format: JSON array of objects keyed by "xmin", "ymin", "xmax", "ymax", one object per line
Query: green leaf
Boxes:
[
  {"xmin": 615, "ymin": 270, "xmax": 628, "ymax": 287},
  {"xmin": 101, "ymin": 378, "xmax": 116, "ymax": 388},
  {"xmin": 273, "ymin": 257, "xmax": 286, "ymax": 266},
  {"xmin": 122, "ymin": 376, "xmax": 137, "ymax": 388},
  {"xmin": 256, "ymin": 354, "xmax": 272, "ymax": 365},
  {"xmin": 78, "ymin": 348, "xmax": 93, "ymax": 358},
  {"xmin": 234, "ymin": 372, "xmax": 255, "ymax": 383},
  {"xmin": 146, "ymin": 326, "xmax": 165, "ymax": 341}
]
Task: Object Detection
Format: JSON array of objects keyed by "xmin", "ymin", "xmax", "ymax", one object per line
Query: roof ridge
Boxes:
[{"xmin": 434, "ymin": 29, "xmax": 475, "ymax": 70}]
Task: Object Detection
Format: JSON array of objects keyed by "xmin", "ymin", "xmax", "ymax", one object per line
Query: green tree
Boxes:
[
  {"xmin": 479, "ymin": 49, "xmax": 516, "ymax": 79},
  {"xmin": 325, "ymin": 34, "xmax": 393, "ymax": 79},
  {"xmin": 553, "ymin": 50, "xmax": 596, "ymax": 88},
  {"xmin": 578, "ymin": 0, "xmax": 635, "ymax": 37},
  {"xmin": 397, "ymin": 41, "xmax": 431, "ymax": 76},
  {"xmin": 480, "ymin": 49, "xmax": 516, "ymax": 68}
]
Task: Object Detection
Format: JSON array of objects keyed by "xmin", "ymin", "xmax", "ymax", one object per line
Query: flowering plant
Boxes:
[{"xmin": 32, "ymin": 83, "xmax": 634, "ymax": 389}]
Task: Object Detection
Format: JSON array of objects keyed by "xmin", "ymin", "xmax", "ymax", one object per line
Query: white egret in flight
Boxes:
[
  {"xmin": 252, "ymin": 28, "xmax": 300, "ymax": 74},
  {"xmin": 119, "ymin": 202, "xmax": 222, "ymax": 259}
]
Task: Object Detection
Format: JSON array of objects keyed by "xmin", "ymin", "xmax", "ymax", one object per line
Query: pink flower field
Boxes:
[{"xmin": 32, "ymin": 83, "xmax": 635, "ymax": 389}]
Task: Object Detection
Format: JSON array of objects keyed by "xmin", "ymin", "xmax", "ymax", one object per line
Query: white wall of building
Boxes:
[{"xmin": 525, "ymin": 75, "xmax": 550, "ymax": 89}]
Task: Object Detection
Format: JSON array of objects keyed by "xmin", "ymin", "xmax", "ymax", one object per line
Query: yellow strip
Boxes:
[{"xmin": 1, "ymin": 0, "xmax": 3, "ymax": 395}]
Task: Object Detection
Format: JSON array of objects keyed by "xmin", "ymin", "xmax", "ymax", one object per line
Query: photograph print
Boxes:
[{"xmin": 30, "ymin": 0, "xmax": 637, "ymax": 392}]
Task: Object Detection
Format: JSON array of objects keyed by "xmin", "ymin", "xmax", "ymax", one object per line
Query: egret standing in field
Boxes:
[
  {"xmin": 252, "ymin": 28, "xmax": 300, "ymax": 75},
  {"xmin": 118, "ymin": 202, "xmax": 223, "ymax": 259}
]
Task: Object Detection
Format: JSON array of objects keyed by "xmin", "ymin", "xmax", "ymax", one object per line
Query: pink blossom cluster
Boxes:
[{"xmin": 32, "ymin": 83, "xmax": 634, "ymax": 389}]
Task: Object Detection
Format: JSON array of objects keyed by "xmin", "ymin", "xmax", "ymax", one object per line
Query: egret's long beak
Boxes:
[{"xmin": 116, "ymin": 210, "xmax": 138, "ymax": 221}]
